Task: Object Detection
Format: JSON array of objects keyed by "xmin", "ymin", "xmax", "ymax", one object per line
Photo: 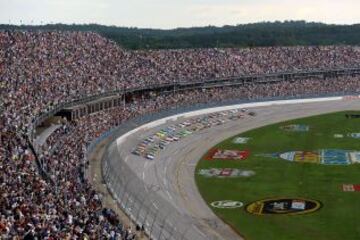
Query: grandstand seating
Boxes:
[{"xmin": 1, "ymin": 31, "xmax": 360, "ymax": 239}]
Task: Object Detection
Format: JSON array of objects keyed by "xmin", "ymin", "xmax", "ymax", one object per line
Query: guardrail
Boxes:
[{"xmin": 91, "ymin": 91, "xmax": 359, "ymax": 240}]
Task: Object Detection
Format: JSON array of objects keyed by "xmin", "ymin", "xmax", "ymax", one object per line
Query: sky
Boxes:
[{"xmin": 0, "ymin": 0, "xmax": 359, "ymax": 29}]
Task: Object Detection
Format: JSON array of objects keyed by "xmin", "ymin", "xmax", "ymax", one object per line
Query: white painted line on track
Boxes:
[
  {"xmin": 144, "ymin": 161, "xmax": 149, "ymax": 169},
  {"xmin": 163, "ymin": 178, "xmax": 167, "ymax": 187},
  {"xmin": 194, "ymin": 226, "xmax": 207, "ymax": 238},
  {"xmin": 166, "ymin": 190, "xmax": 173, "ymax": 201},
  {"xmin": 186, "ymin": 163, "xmax": 197, "ymax": 166}
]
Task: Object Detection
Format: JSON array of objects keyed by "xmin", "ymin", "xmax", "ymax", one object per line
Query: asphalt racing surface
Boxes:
[{"xmin": 115, "ymin": 99, "xmax": 360, "ymax": 240}]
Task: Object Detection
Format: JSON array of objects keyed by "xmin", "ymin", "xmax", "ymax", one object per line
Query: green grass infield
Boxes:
[{"xmin": 195, "ymin": 111, "xmax": 360, "ymax": 240}]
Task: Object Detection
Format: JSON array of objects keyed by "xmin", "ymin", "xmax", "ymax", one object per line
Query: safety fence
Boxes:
[{"xmin": 103, "ymin": 142, "xmax": 206, "ymax": 240}]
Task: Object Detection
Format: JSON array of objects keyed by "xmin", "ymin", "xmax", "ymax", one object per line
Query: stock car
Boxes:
[
  {"xmin": 146, "ymin": 136, "xmax": 155, "ymax": 142},
  {"xmin": 165, "ymin": 126, "xmax": 176, "ymax": 133},
  {"xmin": 218, "ymin": 119, "xmax": 226, "ymax": 124},
  {"xmin": 183, "ymin": 121, "xmax": 191, "ymax": 126},
  {"xmin": 229, "ymin": 114, "xmax": 241, "ymax": 120},
  {"xmin": 156, "ymin": 132, "xmax": 165, "ymax": 138},
  {"xmin": 165, "ymin": 136, "xmax": 174, "ymax": 142},
  {"xmin": 132, "ymin": 147, "xmax": 146, "ymax": 156},
  {"xmin": 132, "ymin": 149, "xmax": 141, "ymax": 156},
  {"xmin": 159, "ymin": 142, "xmax": 166, "ymax": 149},
  {"xmin": 141, "ymin": 139, "xmax": 151, "ymax": 145},
  {"xmin": 133, "ymin": 109, "xmax": 251, "ymax": 159},
  {"xmin": 178, "ymin": 130, "xmax": 192, "ymax": 137},
  {"xmin": 160, "ymin": 139, "xmax": 170, "ymax": 145}
]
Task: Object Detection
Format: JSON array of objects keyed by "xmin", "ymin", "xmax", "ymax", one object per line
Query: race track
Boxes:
[{"xmin": 113, "ymin": 98, "xmax": 360, "ymax": 240}]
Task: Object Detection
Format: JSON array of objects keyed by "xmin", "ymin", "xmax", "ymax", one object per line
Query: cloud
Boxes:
[
  {"xmin": 189, "ymin": 0, "xmax": 360, "ymax": 26},
  {"xmin": 0, "ymin": 0, "xmax": 359, "ymax": 28}
]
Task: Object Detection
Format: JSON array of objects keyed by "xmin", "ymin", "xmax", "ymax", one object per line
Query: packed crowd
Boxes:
[
  {"xmin": 1, "ymin": 31, "xmax": 360, "ymax": 137},
  {"xmin": 135, "ymin": 46, "xmax": 360, "ymax": 81},
  {"xmin": 1, "ymin": 30, "xmax": 360, "ymax": 239}
]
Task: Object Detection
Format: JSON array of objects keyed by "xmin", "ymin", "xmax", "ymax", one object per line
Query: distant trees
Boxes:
[{"xmin": 1, "ymin": 21, "xmax": 359, "ymax": 49}]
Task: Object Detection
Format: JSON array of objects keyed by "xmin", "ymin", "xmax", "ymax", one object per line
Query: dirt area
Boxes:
[{"xmin": 87, "ymin": 137, "xmax": 149, "ymax": 240}]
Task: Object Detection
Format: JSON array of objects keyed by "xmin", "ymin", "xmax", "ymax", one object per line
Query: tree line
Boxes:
[{"xmin": 1, "ymin": 21, "xmax": 359, "ymax": 49}]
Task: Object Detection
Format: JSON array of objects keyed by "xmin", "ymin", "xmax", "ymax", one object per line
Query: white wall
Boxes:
[{"xmin": 116, "ymin": 95, "xmax": 354, "ymax": 146}]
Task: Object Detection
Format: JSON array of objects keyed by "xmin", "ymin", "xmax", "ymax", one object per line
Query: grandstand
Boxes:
[{"xmin": 1, "ymin": 31, "xmax": 360, "ymax": 239}]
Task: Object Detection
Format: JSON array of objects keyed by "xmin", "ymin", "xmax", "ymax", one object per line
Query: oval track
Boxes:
[{"xmin": 114, "ymin": 99, "xmax": 360, "ymax": 240}]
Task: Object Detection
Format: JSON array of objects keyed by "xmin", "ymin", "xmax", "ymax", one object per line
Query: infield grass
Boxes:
[{"xmin": 195, "ymin": 111, "xmax": 360, "ymax": 240}]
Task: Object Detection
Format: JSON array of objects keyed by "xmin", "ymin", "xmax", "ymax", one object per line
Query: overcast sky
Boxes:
[{"xmin": 1, "ymin": 0, "xmax": 359, "ymax": 29}]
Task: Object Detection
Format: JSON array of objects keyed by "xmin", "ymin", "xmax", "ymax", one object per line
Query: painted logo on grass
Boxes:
[
  {"xmin": 198, "ymin": 168, "xmax": 255, "ymax": 178},
  {"xmin": 257, "ymin": 149, "xmax": 360, "ymax": 165},
  {"xmin": 333, "ymin": 133, "xmax": 360, "ymax": 139},
  {"xmin": 342, "ymin": 184, "xmax": 360, "ymax": 192},
  {"xmin": 334, "ymin": 134, "xmax": 344, "ymax": 138},
  {"xmin": 277, "ymin": 149, "xmax": 360, "ymax": 165},
  {"xmin": 232, "ymin": 137, "xmax": 250, "ymax": 144},
  {"xmin": 279, "ymin": 151, "xmax": 320, "ymax": 164},
  {"xmin": 205, "ymin": 148, "xmax": 250, "ymax": 161},
  {"xmin": 348, "ymin": 133, "xmax": 360, "ymax": 139},
  {"xmin": 246, "ymin": 198, "xmax": 321, "ymax": 215},
  {"xmin": 211, "ymin": 200, "xmax": 244, "ymax": 209},
  {"xmin": 280, "ymin": 124, "xmax": 309, "ymax": 132}
]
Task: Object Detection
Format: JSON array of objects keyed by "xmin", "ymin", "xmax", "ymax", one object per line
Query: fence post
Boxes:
[
  {"xmin": 166, "ymin": 215, "xmax": 176, "ymax": 240},
  {"xmin": 150, "ymin": 209, "xmax": 159, "ymax": 239},
  {"xmin": 121, "ymin": 177, "xmax": 133, "ymax": 208},
  {"xmin": 122, "ymin": 191, "xmax": 131, "ymax": 210},
  {"xmin": 142, "ymin": 204, "xmax": 151, "ymax": 231},
  {"xmin": 179, "ymin": 225, "xmax": 190, "ymax": 240},
  {"xmin": 157, "ymin": 214, "xmax": 168, "ymax": 240},
  {"xmin": 136, "ymin": 184, "xmax": 159, "ymax": 221},
  {"xmin": 136, "ymin": 192, "xmax": 147, "ymax": 221},
  {"xmin": 113, "ymin": 172, "xmax": 122, "ymax": 200},
  {"xmin": 127, "ymin": 192, "xmax": 137, "ymax": 217}
]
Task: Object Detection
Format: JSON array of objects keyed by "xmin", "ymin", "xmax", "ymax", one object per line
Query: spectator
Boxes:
[{"xmin": 0, "ymin": 30, "xmax": 359, "ymax": 239}]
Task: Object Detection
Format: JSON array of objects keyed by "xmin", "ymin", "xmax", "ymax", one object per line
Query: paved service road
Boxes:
[{"xmin": 113, "ymin": 99, "xmax": 360, "ymax": 240}]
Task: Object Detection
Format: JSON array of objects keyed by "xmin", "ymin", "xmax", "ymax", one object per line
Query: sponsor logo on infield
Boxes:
[
  {"xmin": 332, "ymin": 133, "xmax": 360, "ymax": 139},
  {"xmin": 280, "ymin": 124, "xmax": 309, "ymax": 132},
  {"xmin": 211, "ymin": 200, "xmax": 244, "ymax": 209},
  {"xmin": 205, "ymin": 148, "xmax": 250, "ymax": 161},
  {"xmin": 334, "ymin": 134, "xmax": 344, "ymax": 138},
  {"xmin": 348, "ymin": 133, "xmax": 360, "ymax": 139},
  {"xmin": 271, "ymin": 149, "xmax": 360, "ymax": 165},
  {"xmin": 232, "ymin": 137, "xmax": 250, "ymax": 144},
  {"xmin": 246, "ymin": 198, "xmax": 321, "ymax": 215},
  {"xmin": 342, "ymin": 184, "xmax": 360, "ymax": 192},
  {"xmin": 198, "ymin": 168, "xmax": 255, "ymax": 178}
]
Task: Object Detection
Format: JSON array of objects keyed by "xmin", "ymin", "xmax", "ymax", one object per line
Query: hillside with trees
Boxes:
[{"xmin": 1, "ymin": 21, "xmax": 359, "ymax": 49}]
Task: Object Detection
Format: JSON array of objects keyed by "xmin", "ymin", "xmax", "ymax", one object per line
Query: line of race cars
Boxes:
[{"xmin": 132, "ymin": 108, "xmax": 255, "ymax": 160}]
